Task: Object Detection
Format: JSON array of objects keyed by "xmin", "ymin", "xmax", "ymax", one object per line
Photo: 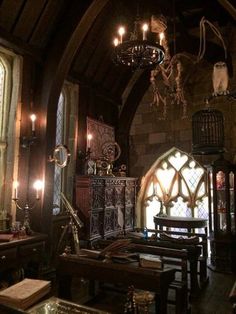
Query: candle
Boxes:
[
  {"xmin": 118, "ymin": 26, "xmax": 125, "ymax": 43},
  {"xmin": 13, "ymin": 181, "xmax": 19, "ymax": 199},
  {"xmin": 30, "ymin": 114, "xmax": 36, "ymax": 132},
  {"xmin": 33, "ymin": 180, "xmax": 43, "ymax": 199},
  {"xmin": 87, "ymin": 133, "xmax": 93, "ymax": 149},
  {"xmin": 159, "ymin": 32, "xmax": 164, "ymax": 46},
  {"xmin": 142, "ymin": 24, "xmax": 148, "ymax": 40},
  {"xmin": 113, "ymin": 38, "xmax": 119, "ymax": 47}
]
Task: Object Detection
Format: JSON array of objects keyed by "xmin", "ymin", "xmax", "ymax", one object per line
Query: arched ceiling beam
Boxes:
[
  {"xmin": 40, "ymin": 0, "xmax": 109, "ymax": 112},
  {"xmin": 118, "ymin": 69, "xmax": 151, "ymax": 134},
  {"xmin": 217, "ymin": 0, "xmax": 236, "ymax": 20},
  {"xmin": 35, "ymin": 0, "xmax": 109, "ymax": 233}
]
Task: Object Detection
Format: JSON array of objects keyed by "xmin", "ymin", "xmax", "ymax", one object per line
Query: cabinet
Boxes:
[
  {"xmin": 75, "ymin": 176, "xmax": 137, "ymax": 242},
  {"xmin": 0, "ymin": 233, "xmax": 47, "ymax": 278},
  {"xmin": 207, "ymin": 157, "xmax": 236, "ymax": 272}
]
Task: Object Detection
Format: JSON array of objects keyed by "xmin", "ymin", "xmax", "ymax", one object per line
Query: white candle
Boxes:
[
  {"xmin": 13, "ymin": 181, "xmax": 19, "ymax": 199},
  {"xmin": 159, "ymin": 32, "xmax": 164, "ymax": 46},
  {"xmin": 118, "ymin": 27, "xmax": 125, "ymax": 43},
  {"xmin": 142, "ymin": 24, "xmax": 148, "ymax": 40},
  {"xmin": 113, "ymin": 38, "xmax": 119, "ymax": 47},
  {"xmin": 33, "ymin": 180, "xmax": 43, "ymax": 199},
  {"xmin": 30, "ymin": 114, "xmax": 36, "ymax": 132},
  {"xmin": 87, "ymin": 134, "xmax": 93, "ymax": 149}
]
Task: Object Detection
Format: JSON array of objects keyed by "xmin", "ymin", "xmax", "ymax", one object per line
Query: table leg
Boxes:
[
  {"xmin": 189, "ymin": 258, "xmax": 200, "ymax": 295},
  {"xmin": 155, "ymin": 287, "xmax": 168, "ymax": 314},
  {"xmin": 58, "ymin": 274, "xmax": 72, "ymax": 300}
]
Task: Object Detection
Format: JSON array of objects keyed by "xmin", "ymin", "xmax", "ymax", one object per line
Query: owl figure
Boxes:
[{"xmin": 212, "ymin": 61, "xmax": 229, "ymax": 96}]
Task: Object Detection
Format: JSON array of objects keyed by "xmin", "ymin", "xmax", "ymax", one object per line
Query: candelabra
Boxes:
[
  {"xmin": 12, "ymin": 114, "xmax": 43, "ymax": 235},
  {"xmin": 12, "ymin": 180, "xmax": 43, "ymax": 235}
]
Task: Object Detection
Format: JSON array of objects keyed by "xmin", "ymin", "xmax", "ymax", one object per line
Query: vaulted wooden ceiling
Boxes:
[{"xmin": 0, "ymin": 0, "xmax": 235, "ymax": 110}]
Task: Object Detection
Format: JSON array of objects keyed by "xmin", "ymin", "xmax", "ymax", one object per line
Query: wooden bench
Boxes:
[
  {"xmin": 229, "ymin": 281, "xmax": 236, "ymax": 313},
  {"xmin": 124, "ymin": 237, "xmax": 202, "ymax": 295},
  {"xmin": 145, "ymin": 226, "xmax": 209, "ymax": 289},
  {"xmin": 94, "ymin": 239, "xmax": 190, "ymax": 314}
]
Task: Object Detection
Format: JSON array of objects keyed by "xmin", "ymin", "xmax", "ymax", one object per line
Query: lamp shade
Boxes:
[{"xmin": 192, "ymin": 108, "xmax": 225, "ymax": 155}]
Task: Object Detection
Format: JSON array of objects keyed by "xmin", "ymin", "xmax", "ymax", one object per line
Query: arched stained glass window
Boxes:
[{"xmin": 138, "ymin": 147, "xmax": 208, "ymax": 229}]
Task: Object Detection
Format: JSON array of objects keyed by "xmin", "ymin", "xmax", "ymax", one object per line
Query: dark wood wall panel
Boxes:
[
  {"xmin": 0, "ymin": 0, "xmax": 25, "ymax": 32},
  {"xmin": 12, "ymin": 0, "xmax": 47, "ymax": 41}
]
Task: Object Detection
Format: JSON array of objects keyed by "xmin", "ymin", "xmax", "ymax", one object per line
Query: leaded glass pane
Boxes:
[
  {"xmin": 181, "ymin": 162, "xmax": 204, "ymax": 193},
  {"xmin": 0, "ymin": 61, "xmax": 5, "ymax": 136},
  {"xmin": 168, "ymin": 151, "xmax": 188, "ymax": 170},
  {"xmin": 53, "ymin": 92, "xmax": 64, "ymax": 214},
  {"xmin": 171, "ymin": 197, "xmax": 191, "ymax": 217}
]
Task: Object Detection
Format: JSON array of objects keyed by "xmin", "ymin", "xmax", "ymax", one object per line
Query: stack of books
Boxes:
[{"xmin": 0, "ymin": 278, "xmax": 51, "ymax": 310}]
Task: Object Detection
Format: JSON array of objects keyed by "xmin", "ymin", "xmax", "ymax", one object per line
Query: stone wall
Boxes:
[{"xmin": 129, "ymin": 26, "xmax": 236, "ymax": 178}]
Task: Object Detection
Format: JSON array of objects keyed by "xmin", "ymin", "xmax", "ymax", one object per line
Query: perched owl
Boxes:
[{"xmin": 212, "ymin": 61, "xmax": 229, "ymax": 96}]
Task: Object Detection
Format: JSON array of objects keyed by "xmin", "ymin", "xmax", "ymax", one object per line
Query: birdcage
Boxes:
[{"xmin": 192, "ymin": 108, "xmax": 225, "ymax": 155}]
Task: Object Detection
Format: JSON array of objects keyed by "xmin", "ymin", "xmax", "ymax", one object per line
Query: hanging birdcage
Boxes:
[{"xmin": 192, "ymin": 108, "xmax": 225, "ymax": 155}]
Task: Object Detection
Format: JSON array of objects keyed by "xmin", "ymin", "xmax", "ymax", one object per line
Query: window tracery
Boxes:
[{"xmin": 138, "ymin": 147, "xmax": 208, "ymax": 229}]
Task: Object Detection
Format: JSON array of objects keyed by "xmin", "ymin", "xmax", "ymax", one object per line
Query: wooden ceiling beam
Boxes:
[{"xmin": 0, "ymin": 26, "xmax": 42, "ymax": 62}]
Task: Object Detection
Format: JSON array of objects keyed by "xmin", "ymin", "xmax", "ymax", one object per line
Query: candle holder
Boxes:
[
  {"xmin": 20, "ymin": 131, "xmax": 37, "ymax": 148},
  {"xmin": 12, "ymin": 197, "xmax": 40, "ymax": 235}
]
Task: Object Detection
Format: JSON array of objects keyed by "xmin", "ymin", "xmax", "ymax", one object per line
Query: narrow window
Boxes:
[{"xmin": 53, "ymin": 92, "xmax": 65, "ymax": 215}]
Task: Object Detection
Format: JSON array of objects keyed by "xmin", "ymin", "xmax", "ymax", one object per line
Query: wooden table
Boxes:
[
  {"xmin": 154, "ymin": 215, "xmax": 208, "ymax": 233},
  {"xmin": 57, "ymin": 254, "xmax": 176, "ymax": 314}
]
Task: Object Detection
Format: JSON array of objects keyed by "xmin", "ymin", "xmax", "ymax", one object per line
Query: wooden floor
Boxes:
[{"xmin": 68, "ymin": 267, "xmax": 236, "ymax": 314}]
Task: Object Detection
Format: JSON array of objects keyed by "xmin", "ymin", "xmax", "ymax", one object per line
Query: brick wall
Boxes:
[{"xmin": 129, "ymin": 26, "xmax": 236, "ymax": 178}]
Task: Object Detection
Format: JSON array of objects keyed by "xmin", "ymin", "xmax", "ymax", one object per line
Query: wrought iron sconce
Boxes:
[{"xmin": 20, "ymin": 114, "xmax": 37, "ymax": 148}]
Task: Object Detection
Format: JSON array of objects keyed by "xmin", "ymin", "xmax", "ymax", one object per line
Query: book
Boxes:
[
  {"xmin": 77, "ymin": 249, "xmax": 101, "ymax": 259},
  {"xmin": 139, "ymin": 256, "xmax": 163, "ymax": 269},
  {"xmin": 77, "ymin": 239, "xmax": 132, "ymax": 259},
  {"xmin": 0, "ymin": 234, "xmax": 14, "ymax": 242},
  {"xmin": 0, "ymin": 278, "xmax": 51, "ymax": 310}
]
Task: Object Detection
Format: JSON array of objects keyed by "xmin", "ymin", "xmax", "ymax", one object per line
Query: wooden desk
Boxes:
[
  {"xmin": 57, "ymin": 254, "xmax": 175, "ymax": 314},
  {"xmin": 0, "ymin": 233, "xmax": 47, "ymax": 276},
  {"xmin": 154, "ymin": 215, "xmax": 208, "ymax": 232}
]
